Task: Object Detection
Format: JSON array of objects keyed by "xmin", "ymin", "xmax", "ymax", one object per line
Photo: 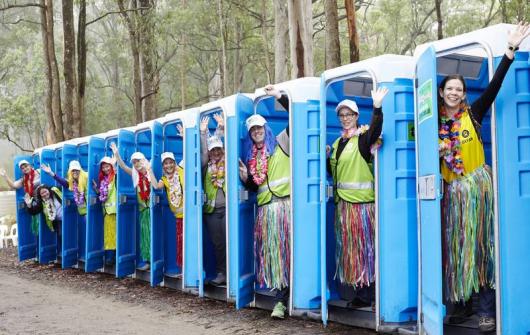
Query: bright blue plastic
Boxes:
[
  {"xmin": 183, "ymin": 124, "xmax": 201, "ymax": 292},
  {"xmin": 116, "ymin": 129, "xmax": 136, "ymax": 278},
  {"xmin": 14, "ymin": 155, "xmax": 38, "ymax": 261},
  {"xmin": 161, "ymin": 120, "xmax": 184, "ymax": 279},
  {"xmin": 415, "ymin": 46, "xmax": 444, "ymax": 335},
  {"xmin": 61, "ymin": 144, "xmax": 79, "ymax": 268},
  {"xmin": 77, "ymin": 142, "xmax": 89, "ymax": 263},
  {"xmin": 85, "ymin": 137, "xmax": 105, "ymax": 272},
  {"xmin": 39, "ymin": 148, "xmax": 58, "ymax": 264},
  {"xmin": 150, "ymin": 121, "xmax": 164, "ymax": 287},
  {"xmin": 494, "ymin": 51, "xmax": 530, "ymax": 335}
]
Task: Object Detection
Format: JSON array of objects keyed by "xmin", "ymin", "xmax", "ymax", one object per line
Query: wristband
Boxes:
[{"xmin": 508, "ymin": 45, "xmax": 519, "ymax": 51}]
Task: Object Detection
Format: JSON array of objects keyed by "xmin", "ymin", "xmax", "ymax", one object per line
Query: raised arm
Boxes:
[
  {"xmin": 41, "ymin": 163, "xmax": 69, "ymax": 188},
  {"xmin": 0, "ymin": 169, "xmax": 19, "ymax": 190},
  {"xmin": 200, "ymin": 116, "xmax": 210, "ymax": 169},
  {"xmin": 110, "ymin": 142, "xmax": 132, "ymax": 176},
  {"xmin": 146, "ymin": 164, "xmax": 164, "ymax": 190}
]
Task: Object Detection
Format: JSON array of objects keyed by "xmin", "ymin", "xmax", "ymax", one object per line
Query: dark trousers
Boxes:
[
  {"xmin": 273, "ymin": 287, "xmax": 290, "ymax": 305},
  {"xmin": 478, "ymin": 287, "xmax": 496, "ymax": 318},
  {"xmin": 338, "ymin": 281, "xmax": 375, "ymax": 304},
  {"xmin": 204, "ymin": 207, "xmax": 226, "ymax": 274}
]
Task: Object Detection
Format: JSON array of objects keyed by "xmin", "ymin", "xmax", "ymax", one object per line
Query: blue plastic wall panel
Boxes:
[
  {"xmin": 14, "ymin": 155, "xmax": 37, "ymax": 261},
  {"xmin": 416, "ymin": 46, "xmax": 444, "ymax": 335},
  {"xmin": 85, "ymin": 137, "xmax": 105, "ymax": 272},
  {"xmin": 77, "ymin": 143, "xmax": 89, "ymax": 262},
  {"xmin": 150, "ymin": 122, "xmax": 164, "ymax": 286},
  {"xmin": 290, "ymin": 99, "xmax": 322, "ymax": 312},
  {"xmin": 117, "ymin": 129, "xmax": 137, "ymax": 277},
  {"xmin": 61, "ymin": 144, "xmax": 79, "ymax": 268},
  {"xmin": 230, "ymin": 95, "xmax": 255, "ymax": 309},
  {"xmin": 55, "ymin": 148, "xmax": 63, "ymax": 187},
  {"xmin": 377, "ymin": 79, "xmax": 418, "ymax": 323},
  {"xmin": 183, "ymin": 124, "xmax": 200, "ymax": 292},
  {"xmin": 39, "ymin": 149, "xmax": 58, "ymax": 264},
  {"xmin": 135, "ymin": 128, "xmax": 152, "ymax": 269},
  {"xmin": 494, "ymin": 51, "xmax": 530, "ymax": 335},
  {"xmin": 162, "ymin": 122, "xmax": 184, "ymax": 277}
]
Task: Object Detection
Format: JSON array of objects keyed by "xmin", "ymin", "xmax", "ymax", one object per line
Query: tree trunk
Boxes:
[
  {"xmin": 138, "ymin": 0, "xmax": 158, "ymax": 121},
  {"xmin": 345, "ymin": 0, "xmax": 359, "ymax": 63},
  {"xmin": 40, "ymin": 0, "xmax": 56, "ymax": 144},
  {"xmin": 287, "ymin": 0, "xmax": 314, "ymax": 78},
  {"xmin": 260, "ymin": 1, "xmax": 272, "ymax": 83},
  {"xmin": 435, "ymin": 0, "xmax": 443, "ymax": 40},
  {"xmin": 274, "ymin": 0, "xmax": 289, "ymax": 82},
  {"xmin": 117, "ymin": 0, "xmax": 142, "ymax": 124},
  {"xmin": 233, "ymin": 21, "xmax": 243, "ymax": 92},
  {"xmin": 77, "ymin": 0, "xmax": 86, "ymax": 136},
  {"xmin": 62, "ymin": 0, "xmax": 77, "ymax": 139},
  {"xmin": 217, "ymin": 0, "xmax": 228, "ymax": 97},
  {"xmin": 324, "ymin": 0, "xmax": 341, "ymax": 69}
]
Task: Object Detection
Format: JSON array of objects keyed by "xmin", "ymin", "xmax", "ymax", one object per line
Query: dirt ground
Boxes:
[{"xmin": 0, "ymin": 247, "xmax": 375, "ymax": 335}]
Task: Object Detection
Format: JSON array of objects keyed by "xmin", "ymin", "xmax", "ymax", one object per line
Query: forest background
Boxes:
[{"xmin": 0, "ymin": 0, "xmax": 528, "ymax": 186}]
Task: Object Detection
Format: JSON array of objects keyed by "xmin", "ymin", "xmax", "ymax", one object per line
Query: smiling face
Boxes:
[
  {"xmin": 132, "ymin": 159, "xmax": 145, "ymax": 172},
  {"xmin": 337, "ymin": 107, "xmax": 358, "ymax": 130},
  {"xmin": 439, "ymin": 78, "xmax": 466, "ymax": 110},
  {"xmin": 39, "ymin": 187, "xmax": 50, "ymax": 200},
  {"xmin": 101, "ymin": 163, "xmax": 112, "ymax": 176},
  {"xmin": 163, "ymin": 158, "xmax": 176, "ymax": 175},
  {"xmin": 249, "ymin": 125, "xmax": 265, "ymax": 145},
  {"xmin": 209, "ymin": 147, "xmax": 224, "ymax": 162},
  {"xmin": 71, "ymin": 169, "xmax": 80, "ymax": 180},
  {"xmin": 20, "ymin": 163, "xmax": 32, "ymax": 175}
]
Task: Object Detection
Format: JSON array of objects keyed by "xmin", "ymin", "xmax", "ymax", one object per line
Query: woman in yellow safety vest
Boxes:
[
  {"xmin": 438, "ymin": 23, "xmax": 528, "ymax": 333},
  {"xmin": 327, "ymin": 87, "xmax": 388, "ymax": 309},
  {"xmin": 239, "ymin": 84, "xmax": 291, "ymax": 319}
]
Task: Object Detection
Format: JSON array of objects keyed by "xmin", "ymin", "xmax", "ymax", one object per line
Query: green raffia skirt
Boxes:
[{"xmin": 139, "ymin": 208, "xmax": 151, "ymax": 262}]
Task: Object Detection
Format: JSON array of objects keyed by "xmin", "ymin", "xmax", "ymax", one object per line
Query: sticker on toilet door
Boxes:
[{"xmin": 418, "ymin": 79, "xmax": 433, "ymax": 124}]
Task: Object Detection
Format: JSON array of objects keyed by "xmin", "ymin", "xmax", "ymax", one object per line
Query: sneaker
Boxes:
[
  {"xmin": 137, "ymin": 262, "xmax": 150, "ymax": 271},
  {"xmin": 478, "ymin": 316, "xmax": 495, "ymax": 333},
  {"xmin": 211, "ymin": 272, "xmax": 226, "ymax": 285},
  {"xmin": 271, "ymin": 302, "xmax": 287, "ymax": 319}
]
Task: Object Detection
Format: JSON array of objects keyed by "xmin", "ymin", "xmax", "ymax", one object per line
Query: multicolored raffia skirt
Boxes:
[
  {"xmin": 442, "ymin": 165, "xmax": 495, "ymax": 303},
  {"xmin": 103, "ymin": 213, "xmax": 116, "ymax": 250},
  {"xmin": 254, "ymin": 198, "xmax": 290, "ymax": 290},
  {"xmin": 139, "ymin": 208, "xmax": 151, "ymax": 262},
  {"xmin": 176, "ymin": 218, "xmax": 183, "ymax": 268},
  {"xmin": 334, "ymin": 200, "xmax": 375, "ymax": 288},
  {"xmin": 31, "ymin": 214, "xmax": 39, "ymax": 236}
]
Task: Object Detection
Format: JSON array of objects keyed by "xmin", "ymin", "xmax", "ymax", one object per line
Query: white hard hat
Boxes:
[
  {"xmin": 336, "ymin": 99, "xmax": 359, "ymax": 115},
  {"xmin": 130, "ymin": 152, "xmax": 146, "ymax": 162},
  {"xmin": 245, "ymin": 114, "xmax": 267, "ymax": 131},
  {"xmin": 207, "ymin": 136, "xmax": 224, "ymax": 151},
  {"xmin": 18, "ymin": 160, "xmax": 30, "ymax": 168},
  {"xmin": 161, "ymin": 152, "xmax": 175, "ymax": 163},
  {"xmin": 99, "ymin": 156, "xmax": 114, "ymax": 166},
  {"xmin": 68, "ymin": 160, "xmax": 82, "ymax": 172}
]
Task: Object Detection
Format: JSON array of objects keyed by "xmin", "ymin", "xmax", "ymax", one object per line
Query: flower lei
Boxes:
[
  {"xmin": 341, "ymin": 125, "xmax": 370, "ymax": 139},
  {"xmin": 99, "ymin": 176, "xmax": 110, "ymax": 202},
  {"xmin": 23, "ymin": 169, "xmax": 36, "ymax": 195},
  {"xmin": 43, "ymin": 198, "xmax": 56, "ymax": 221},
  {"xmin": 249, "ymin": 144, "xmax": 268, "ymax": 185},
  {"xmin": 207, "ymin": 157, "xmax": 225, "ymax": 188},
  {"xmin": 73, "ymin": 181, "xmax": 85, "ymax": 206},
  {"xmin": 167, "ymin": 172, "xmax": 183, "ymax": 208},
  {"xmin": 137, "ymin": 171, "xmax": 151, "ymax": 201},
  {"xmin": 439, "ymin": 104, "xmax": 466, "ymax": 175}
]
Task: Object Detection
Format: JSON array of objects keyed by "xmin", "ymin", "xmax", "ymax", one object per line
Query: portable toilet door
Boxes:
[
  {"xmin": 61, "ymin": 140, "xmax": 81, "ymax": 269},
  {"xmin": 14, "ymin": 155, "xmax": 38, "ymax": 261},
  {"xmin": 77, "ymin": 138, "xmax": 90, "ymax": 268},
  {"xmin": 196, "ymin": 94, "xmax": 254, "ymax": 302},
  {"xmin": 38, "ymin": 144, "xmax": 61, "ymax": 264},
  {"xmin": 319, "ymin": 55, "xmax": 418, "ymax": 332},
  {"xmin": 413, "ymin": 23, "xmax": 530, "ymax": 335},
  {"xmin": 150, "ymin": 120, "xmax": 165, "ymax": 287},
  {"xmin": 116, "ymin": 127, "xmax": 137, "ymax": 278},
  {"xmin": 155, "ymin": 111, "xmax": 187, "ymax": 290},
  {"xmin": 236, "ymin": 78, "xmax": 321, "ymax": 317},
  {"xmin": 179, "ymin": 108, "xmax": 202, "ymax": 294}
]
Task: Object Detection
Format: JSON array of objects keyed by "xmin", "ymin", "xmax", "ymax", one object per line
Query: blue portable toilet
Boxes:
[
  {"xmin": 35, "ymin": 142, "xmax": 64, "ymax": 264},
  {"xmin": 194, "ymin": 94, "xmax": 254, "ymax": 301},
  {"xmin": 155, "ymin": 108, "xmax": 200, "ymax": 293},
  {"xmin": 61, "ymin": 136, "xmax": 91, "ymax": 269},
  {"xmin": 234, "ymin": 78, "xmax": 322, "ymax": 317},
  {"xmin": 85, "ymin": 129, "xmax": 121, "ymax": 274},
  {"xmin": 413, "ymin": 23, "xmax": 530, "ymax": 335},
  {"xmin": 319, "ymin": 55, "xmax": 418, "ymax": 332},
  {"xmin": 13, "ymin": 154, "xmax": 38, "ymax": 262}
]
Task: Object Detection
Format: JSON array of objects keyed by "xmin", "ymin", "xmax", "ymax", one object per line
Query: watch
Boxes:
[{"xmin": 508, "ymin": 45, "xmax": 519, "ymax": 51}]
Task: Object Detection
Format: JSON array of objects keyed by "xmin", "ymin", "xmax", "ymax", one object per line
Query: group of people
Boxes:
[{"xmin": 2, "ymin": 22, "xmax": 528, "ymax": 331}]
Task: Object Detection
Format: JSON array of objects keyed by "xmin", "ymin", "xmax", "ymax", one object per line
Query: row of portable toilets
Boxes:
[{"xmin": 12, "ymin": 24, "xmax": 530, "ymax": 335}]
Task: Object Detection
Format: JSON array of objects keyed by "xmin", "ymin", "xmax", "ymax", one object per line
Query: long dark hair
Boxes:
[
  {"xmin": 36, "ymin": 184, "xmax": 60, "ymax": 203},
  {"xmin": 438, "ymin": 74, "xmax": 468, "ymax": 107}
]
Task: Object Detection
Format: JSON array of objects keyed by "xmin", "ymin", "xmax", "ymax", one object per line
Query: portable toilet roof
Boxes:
[
  {"xmin": 200, "ymin": 93, "xmax": 254, "ymax": 117},
  {"xmin": 162, "ymin": 107, "xmax": 200, "ymax": 128},
  {"xmin": 321, "ymin": 54, "xmax": 415, "ymax": 84},
  {"xmin": 34, "ymin": 141, "xmax": 64, "ymax": 155},
  {"xmin": 133, "ymin": 120, "xmax": 155, "ymax": 132},
  {"xmin": 254, "ymin": 77, "xmax": 320, "ymax": 103},
  {"xmin": 65, "ymin": 136, "xmax": 91, "ymax": 145},
  {"xmin": 414, "ymin": 23, "xmax": 530, "ymax": 58}
]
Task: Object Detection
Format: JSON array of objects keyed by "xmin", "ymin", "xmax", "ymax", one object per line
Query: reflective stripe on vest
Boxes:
[
  {"xmin": 203, "ymin": 167, "xmax": 226, "ymax": 214},
  {"xmin": 256, "ymin": 145, "xmax": 290, "ymax": 206},
  {"xmin": 330, "ymin": 136, "xmax": 375, "ymax": 203},
  {"xmin": 103, "ymin": 178, "xmax": 117, "ymax": 215}
]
